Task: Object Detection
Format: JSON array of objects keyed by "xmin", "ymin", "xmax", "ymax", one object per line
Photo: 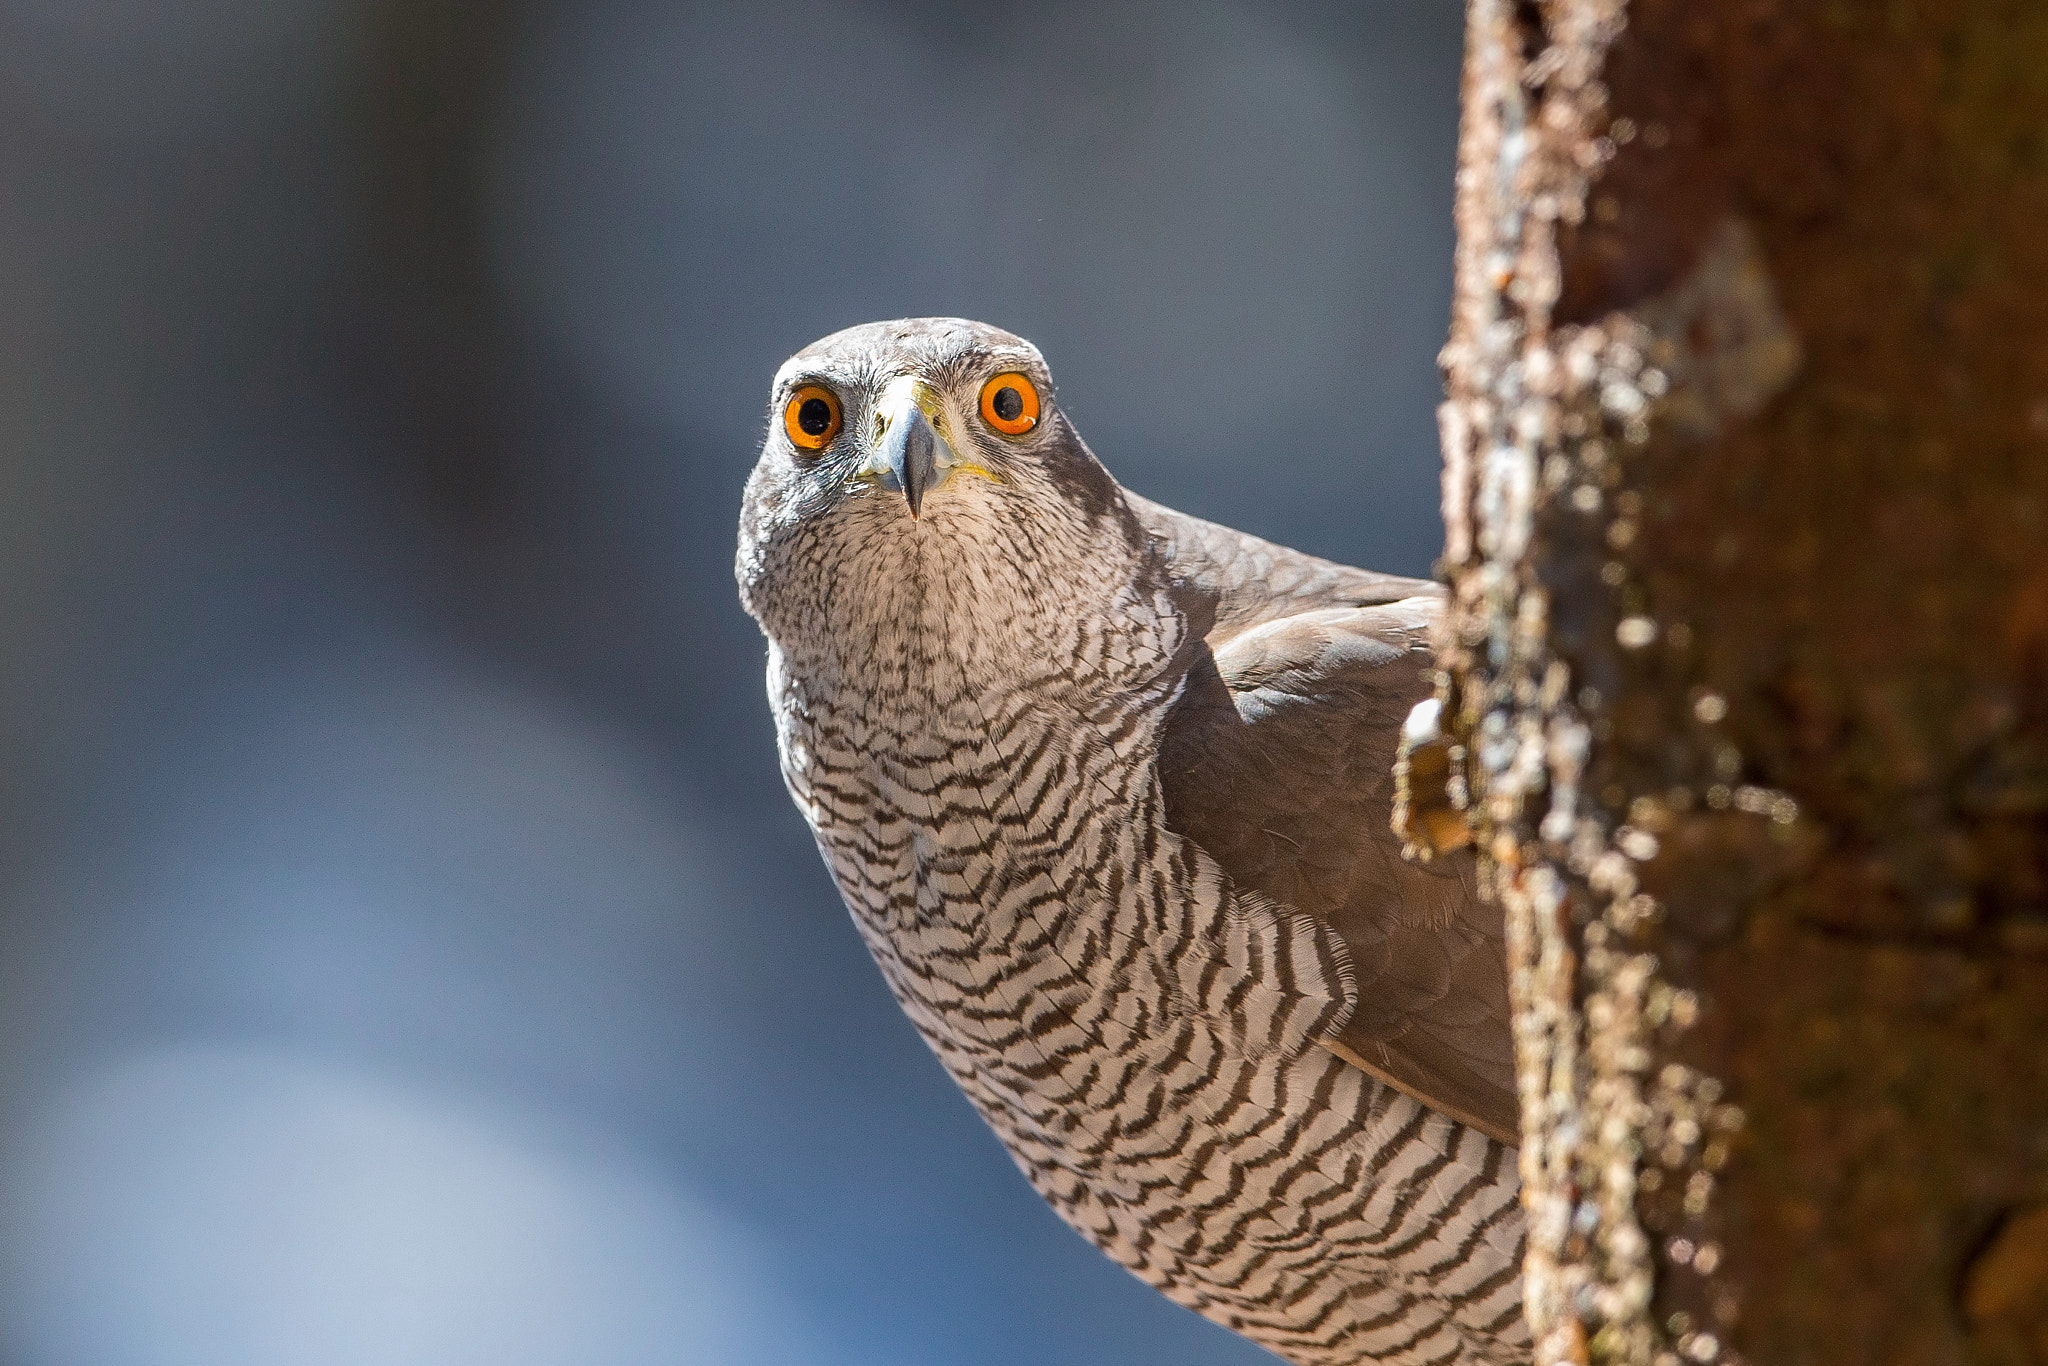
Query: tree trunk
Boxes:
[{"xmin": 1423, "ymin": 4, "xmax": 2048, "ymax": 1364}]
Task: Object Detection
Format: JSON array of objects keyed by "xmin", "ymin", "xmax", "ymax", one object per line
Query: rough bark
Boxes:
[{"xmin": 1419, "ymin": 4, "xmax": 2048, "ymax": 1364}]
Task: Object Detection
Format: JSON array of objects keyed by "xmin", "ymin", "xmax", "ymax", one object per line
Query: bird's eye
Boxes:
[
  {"xmin": 783, "ymin": 385, "xmax": 843, "ymax": 452},
  {"xmin": 978, "ymin": 373, "xmax": 1040, "ymax": 436}
]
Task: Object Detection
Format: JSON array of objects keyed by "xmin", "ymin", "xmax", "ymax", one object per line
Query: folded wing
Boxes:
[{"xmin": 1140, "ymin": 499, "xmax": 1519, "ymax": 1146}]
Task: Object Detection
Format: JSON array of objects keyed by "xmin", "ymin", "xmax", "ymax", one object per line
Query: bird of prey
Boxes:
[{"xmin": 737, "ymin": 319, "xmax": 1526, "ymax": 1366}]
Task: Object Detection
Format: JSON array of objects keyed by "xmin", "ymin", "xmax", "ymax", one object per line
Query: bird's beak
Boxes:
[{"xmin": 864, "ymin": 378, "xmax": 962, "ymax": 519}]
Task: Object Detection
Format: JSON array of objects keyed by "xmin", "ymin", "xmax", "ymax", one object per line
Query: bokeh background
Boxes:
[{"xmin": 0, "ymin": 2, "xmax": 1465, "ymax": 1362}]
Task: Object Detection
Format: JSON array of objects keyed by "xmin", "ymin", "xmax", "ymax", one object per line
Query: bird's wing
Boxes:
[
  {"xmin": 1126, "ymin": 492, "xmax": 1439, "ymax": 647},
  {"xmin": 1155, "ymin": 592, "xmax": 1521, "ymax": 1147}
]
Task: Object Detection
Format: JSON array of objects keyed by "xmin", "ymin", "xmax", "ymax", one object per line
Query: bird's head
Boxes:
[{"xmin": 737, "ymin": 318, "xmax": 1161, "ymax": 671}]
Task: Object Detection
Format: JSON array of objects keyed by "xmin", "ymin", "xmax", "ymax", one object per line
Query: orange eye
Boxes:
[
  {"xmin": 978, "ymin": 373, "xmax": 1040, "ymax": 436},
  {"xmin": 783, "ymin": 385, "xmax": 842, "ymax": 452}
]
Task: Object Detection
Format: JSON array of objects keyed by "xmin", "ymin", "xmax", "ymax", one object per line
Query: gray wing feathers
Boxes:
[
  {"xmin": 1126, "ymin": 492, "xmax": 1440, "ymax": 645},
  {"xmin": 1155, "ymin": 584, "xmax": 1520, "ymax": 1148}
]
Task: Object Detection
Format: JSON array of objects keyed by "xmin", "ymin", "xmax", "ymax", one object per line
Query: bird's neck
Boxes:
[{"xmin": 770, "ymin": 569, "xmax": 1202, "ymax": 952}]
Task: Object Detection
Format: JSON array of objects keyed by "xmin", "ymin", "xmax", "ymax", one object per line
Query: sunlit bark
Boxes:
[{"xmin": 1424, "ymin": 4, "xmax": 2048, "ymax": 1362}]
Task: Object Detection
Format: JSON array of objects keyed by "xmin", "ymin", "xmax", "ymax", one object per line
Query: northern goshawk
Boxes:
[{"xmin": 736, "ymin": 319, "xmax": 1526, "ymax": 1365}]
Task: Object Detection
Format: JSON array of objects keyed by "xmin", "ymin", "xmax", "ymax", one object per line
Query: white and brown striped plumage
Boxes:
[{"xmin": 737, "ymin": 319, "xmax": 1527, "ymax": 1365}]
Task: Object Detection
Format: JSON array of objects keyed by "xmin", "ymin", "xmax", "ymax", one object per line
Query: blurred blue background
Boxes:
[{"xmin": 0, "ymin": 2, "xmax": 1464, "ymax": 1362}]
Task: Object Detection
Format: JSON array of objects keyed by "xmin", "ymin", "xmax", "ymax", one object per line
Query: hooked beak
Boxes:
[
  {"xmin": 874, "ymin": 392, "xmax": 940, "ymax": 517},
  {"xmin": 863, "ymin": 377, "xmax": 987, "ymax": 519}
]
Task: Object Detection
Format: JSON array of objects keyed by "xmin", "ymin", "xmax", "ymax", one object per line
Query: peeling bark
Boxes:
[{"xmin": 1420, "ymin": 3, "xmax": 2048, "ymax": 1364}]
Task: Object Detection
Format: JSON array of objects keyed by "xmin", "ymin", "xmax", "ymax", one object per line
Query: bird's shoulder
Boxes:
[{"xmin": 1125, "ymin": 492, "xmax": 1439, "ymax": 647}]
